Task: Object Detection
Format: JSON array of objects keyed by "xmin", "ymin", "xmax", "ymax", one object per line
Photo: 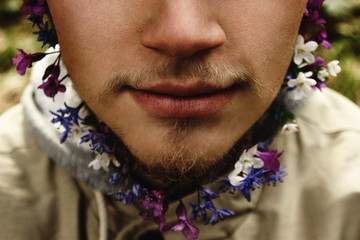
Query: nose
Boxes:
[{"xmin": 140, "ymin": 2, "xmax": 226, "ymax": 58}]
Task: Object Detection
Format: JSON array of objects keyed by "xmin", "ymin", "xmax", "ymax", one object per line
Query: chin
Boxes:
[{"xmin": 109, "ymin": 122, "xmax": 254, "ymax": 195}]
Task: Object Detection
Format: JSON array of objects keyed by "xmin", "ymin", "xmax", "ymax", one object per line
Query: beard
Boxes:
[{"xmin": 104, "ymin": 102, "xmax": 279, "ymax": 199}]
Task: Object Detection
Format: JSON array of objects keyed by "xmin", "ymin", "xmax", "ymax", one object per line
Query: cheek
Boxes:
[
  {"xmin": 223, "ymin": 2, "xmax": 306, "ymax": 90},
  {"xmin": 47, "ymin": 1, "xmax": 142, "ymax": 101}
]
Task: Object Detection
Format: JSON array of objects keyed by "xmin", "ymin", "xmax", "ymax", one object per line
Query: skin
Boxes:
[{"xmin": 47, "ymin": 0, "xmax": 308, "ymax": 189}]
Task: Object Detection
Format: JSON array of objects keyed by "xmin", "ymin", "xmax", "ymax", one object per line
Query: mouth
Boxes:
[{"xmin": 127, "ymin": 82, "xmax": 241, "ymax": 118}]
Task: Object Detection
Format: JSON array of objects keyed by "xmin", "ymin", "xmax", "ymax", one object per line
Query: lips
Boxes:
[{"xmin": 128, "ymin": 82, "xmax": 239, "ymax": 118}]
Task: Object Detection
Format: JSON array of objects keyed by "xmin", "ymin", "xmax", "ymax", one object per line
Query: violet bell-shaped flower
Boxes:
[
  {"xmin": 38, "ymin": 73, "xmax": 66, "ymax": 98},
  {"xmin": 12, "ymin": 48, "xmax": 46, "ymax": 75},
  {"xmin": 310, "ymin": 30, "xmax": 332, "ymax": 49}
]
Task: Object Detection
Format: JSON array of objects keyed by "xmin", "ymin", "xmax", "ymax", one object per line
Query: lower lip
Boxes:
[{"xmin": 130, "ymin": 87, "xmax": 238, "ymax": 118}]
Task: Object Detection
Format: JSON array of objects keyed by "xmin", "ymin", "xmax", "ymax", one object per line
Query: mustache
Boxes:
[{"xmin": 99, "ymin": 57, "xmax": 261, "ymax": 104}]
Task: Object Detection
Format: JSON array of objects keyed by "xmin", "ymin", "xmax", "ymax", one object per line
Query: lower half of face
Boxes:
[{"xmin": 48, "ymin": 0, "xmax": 307, "ymax": 185}]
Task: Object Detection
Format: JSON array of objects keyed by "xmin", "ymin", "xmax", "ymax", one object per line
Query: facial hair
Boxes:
[{"xmin": 93, "ymin": 54, "xmax": 276, "ymax": 197}]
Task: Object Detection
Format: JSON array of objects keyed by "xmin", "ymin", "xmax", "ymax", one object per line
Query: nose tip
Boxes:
[{"xmin": 140, "ymin": 6, "xmax": 226, "ymax": 58}]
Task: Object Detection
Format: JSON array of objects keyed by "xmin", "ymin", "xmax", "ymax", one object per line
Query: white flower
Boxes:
[
  {"xmin": 70, "ymin": 124, "xmax": 88, "ymax": 144},
  {"xmin": 294, "ymin": 35, "xmax": 318, "ymax": 65},
  {"xmin": 288, "ymin": 72, "xmax": 317, "ymax": 100},
  {"xmin": 317, "ymin": 69, "xmax": 329, "ymax": 82},
  {"xmin": 228, "ymin": 166, "xmax": 245, "ymax": 187},
  {"xmin": 228, "ymin": 145, "xmax": 263, "ymax": 186},
  {"xmin": 88, "ymin": 152, "xmax": 120, "ymax": 171},
  {"xmin": 281, "ymin": 122, "xmax": 299, "ymax": 135},
  {"xmin": 327, "ymin": 60, "xmax": 341, "ymax": 77}
]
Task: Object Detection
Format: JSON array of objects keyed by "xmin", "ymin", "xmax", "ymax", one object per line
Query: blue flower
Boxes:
[
  {"xmin": 237, "ymin": 166, "xmax": 267, "ymax": 202},
  {"xmin": 189, "ymin": 201, "xmax": 213, "ymax": 221},
  {"xmin": 111, "ymin": 184, "xmax": 142, "ymax": 205},
  {"xmin": 50, "ymin": 112, "xmax": 73, "ymax": 143},
  {"xmin": 263, "ymin": 166, "xmax": 287, "ymax": 185},
  {"xmin": 201, "ymin": 188, "xmax": 219, "ymax": 200},
  {"xmin": 109, "ymin": 172, "xmax": 121, "ymax": 185},
  {"xmin": 50, "ymin": 103, "xmax": 83, "ymax": 143},
  {"xmin": 208, "ymin": 208, "xmax": 235, "ymax": 226},
  {"xmin": 218, "ymin": 179, "xmax": 236, "ymax": 194},
  {"xmin": 33, "ymin": 22, "xmax": 58, "ymax": 48},
  {"xmin": 132, "ymin": 184, "xmax": 141, "ymax": 197},
  {"xmin": 80, "ymin": 129, "xmax": 111, "ymax": 154},
  {"xmin": 26, "ymin": 13, "xmax": 43, "ymax": 27},
  {"xmin": 257, "ymin": 139, "xmax": 273, "ymax": 152}
]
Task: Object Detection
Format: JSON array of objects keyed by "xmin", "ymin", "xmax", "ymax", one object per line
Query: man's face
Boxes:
[{"xmin": 47, "ymin": 1, "xmax": 307, "ymax": 183}]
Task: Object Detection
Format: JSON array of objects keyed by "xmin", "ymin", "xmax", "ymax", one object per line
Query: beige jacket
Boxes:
[{"xmin": 0, "ymin": 88, "xmax": 360, "ymax": 240}]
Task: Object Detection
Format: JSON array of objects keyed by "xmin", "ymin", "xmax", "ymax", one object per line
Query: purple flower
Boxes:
[
  {"xmin": 171, "ymin": 202, "xmax": 199, "ymax": 240},
  {"xmin": 139, "ymin": 189, "xmax": 167, "ymax": 217},
  {"xmin": 208, "ymin": 208, "xmax": 235, "ymax": 226},
  {"xmin": 20, "ymin": 0, "xmax": 46, "ymax": 16},
  {"xmin": 314, "ymin": 81, "xmax": 327, "ymax": 91},
  {"xmin": 258, "ymin": 150, "xmax": 282, "ymax": 172},
  {"xmin": 38, "ymin": 73, "xmax": 66, "ymax": 98},
  {"xmin": 139, "ymin": 189, "xmax": 170, "ymax": 234},
  {"xmin": 12, "ymin": 48, "xmax": 46, "ymax": 75},
  {"xmin": 306, "ymin": 0, "xmax": 325, "ymax": 13},
  {"xmin": 302, "ymin": 0, "xmax": 326, "ymax": 32},
  {"xmin": 80, "ymin": 129, "xmax": 111, "ymax": 154},
  {"xmin": 310, "ymin": 30, "xmax": 332, "ymax": 49}
]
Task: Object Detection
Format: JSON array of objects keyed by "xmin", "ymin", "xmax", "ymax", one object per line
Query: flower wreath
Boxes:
[{"xmin": 13, "ymin": 0, "xmax": 341, "ymax": 239}]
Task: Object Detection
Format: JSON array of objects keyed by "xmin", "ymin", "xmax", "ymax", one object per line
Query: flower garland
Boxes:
[{"xmin": 13, "ymin": 0, "xmax": 342, "ymax": 239}]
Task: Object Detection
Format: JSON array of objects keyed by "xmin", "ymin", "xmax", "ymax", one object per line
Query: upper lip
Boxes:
[{"xmin": 130, "ymin": 81, "xmax": 233, "ymax": 97}]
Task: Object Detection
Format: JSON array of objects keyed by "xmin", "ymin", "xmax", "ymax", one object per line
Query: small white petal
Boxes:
[
  {"xmin": 281, "ymin": 122, "xmax": 299, "ymax": 135},
  {"xmin": 88, "ymin": 159, "xmax": 102, "ymax": 170},
  {"xmin": 304, "ymin": 41, "xmax": 318, "ymax": 52},
  {"xmin": 317, "ymin": 70, "xmax": 329, "ymax": 82},
  {"xmin": 304, "ymin": 71, "xmax": 313, "ymax": 78},
  {"xmin": 327, "ymin": 60, "xmax": 341, "ymax": 77}
]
